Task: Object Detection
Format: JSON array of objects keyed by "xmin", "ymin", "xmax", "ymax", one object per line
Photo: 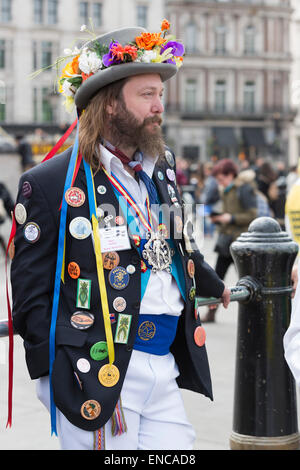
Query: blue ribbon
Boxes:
[{"xmin": 48, "ymin": 124, "xmax": 80, "ymax": 436}]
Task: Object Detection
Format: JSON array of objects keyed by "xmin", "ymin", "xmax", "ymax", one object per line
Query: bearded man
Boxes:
[{"xmin": 10, "ymin": 25, "xmax": 230, "ymax": 450}]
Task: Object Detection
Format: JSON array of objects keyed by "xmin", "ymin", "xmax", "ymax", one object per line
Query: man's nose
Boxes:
[{"xmin": 152, "ymin": 96, "xmax": 164, "ymax": 114}]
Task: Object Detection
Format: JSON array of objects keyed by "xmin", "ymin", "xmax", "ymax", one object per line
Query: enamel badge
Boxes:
[
  {"xmin": 76, "ymin": 278, "xmax": 92, "ymax": 309},
  {"xmin": 114, "ymin": 313, "xmax": 132, "ymax": 344}
]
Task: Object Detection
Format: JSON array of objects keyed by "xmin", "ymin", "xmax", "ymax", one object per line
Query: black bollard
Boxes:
[{"xmin": 229, "ymin": 217, "xmax": 300, "ymax": 450}]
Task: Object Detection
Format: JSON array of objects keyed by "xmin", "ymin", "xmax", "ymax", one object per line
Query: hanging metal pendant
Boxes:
[{"xmin": 142, "ymin": 231, "xmax": 174, "ymax": 273}]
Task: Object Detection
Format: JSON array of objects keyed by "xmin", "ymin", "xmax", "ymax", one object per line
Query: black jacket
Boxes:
[{"xmin": 11, "ymin": 147, "xmax": 225, "ymax": 431}]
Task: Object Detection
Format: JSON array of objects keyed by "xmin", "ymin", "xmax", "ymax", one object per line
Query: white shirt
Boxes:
[{"xmin": 99, "ymin": 144, "xmax": 184, "ymax": 316}]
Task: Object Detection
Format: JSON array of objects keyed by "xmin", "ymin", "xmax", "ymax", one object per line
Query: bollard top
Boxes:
[{"xmin": 248, "ymin": 217, "xmax": 281, "ymax": 234}]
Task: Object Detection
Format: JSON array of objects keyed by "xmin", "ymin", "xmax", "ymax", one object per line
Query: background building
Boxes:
[
  {"xmin": 164, "ymin": 0, "xmax": 296, "ymax": 164},
  {"xmin": 0, "ymin": 0, "xmax": 163, "ymax": 134}
]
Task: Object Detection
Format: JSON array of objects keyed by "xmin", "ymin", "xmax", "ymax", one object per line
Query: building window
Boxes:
[
  {"xmin": 244, "ymin": 25, "xmax": 255, "ymax": 54},
  {"xmin": 185, "ymin": 23, "xmax": 197, "ymax": 54},
  {"xmin": 0, "ymin": 40, "xmax": 5, "ymax": 68},
  {"xmin": 137, "ymin": 5, "xmax": 147, "ymax": 28},
  {"xmin": 1, "ymin": 0, "xmax": 12, "ymax": 22},
  {"xmin": 215, "ymin": 24, "xmax": 227, "ymax": 55},
  {"xmin": 33, "ymin": 41, "xmax": 55, "ymax": 70},
  {"xmin": 48, "ymin": 0, "xmax": 58, "ymax": 24},
  {"xmin": 33, "ymin": 87, "xmax": 54, "ymax": 123},
  {"xmin": 80, "ymin": 2, "xmax": 102, "ymax": 28},
  {"xmin": 0, "ymin": 103, "xmax": 5, "ymax": 121},
  {"xmin": 34, "ymin": 0, "xmax": 44, "ymax": 23},
  {"xmin": 183, "ymin": 145, "xmax": 200, "ymax": 161},
  {"xmin": 244, "ymin": 81, "xmax": 255, "ymax": 113},
  {"xmin": 185, "ymin": 78, "xmax": 197, "ymax": 112},
  {"xmin": 92, "ymin": 2, "xmax": 102, "ymax": 27},
  {"xmin": 215, "ymin": 80, "xmax": 226, "ymax": 112}
]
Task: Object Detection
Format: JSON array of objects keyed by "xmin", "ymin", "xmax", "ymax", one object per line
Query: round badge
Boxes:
[
  {"xmin": 189, "ymin": 286, "xmax": 196, "ymax": 301},
  {"xmin": 24, "ymin": 222, "xmax": 41, "ymax": 243},
  {"xmin": 165, "ymin": 150, "xmax": 175, "ymax": 167},
  {"xmin": 90, "ymin": 341, "xmax": 108, "ymax": 361},
  {"xmin": 138, "ymin": 321, "xmax": 156, "ymax": 341},
  {"xmin": 167, "ymin": 184, "xmax": 176, "ymax": 200},
  {"xmin": 69, "ymin": 217, "xmax": 91, "ymax": 240},
  {"xmin": 187, "ymin": 259, "xmax": 195, "ymax": 278},
  {"xmin": 81, "ymin": 400, "xmax": 101, "ymax": 420},
  {"xmin": 21, "ymin": 181, "xmax": 32, "ymax": 198},
  {"xmin": 115, "ymin": 216, "xmax": 124, "ymax": 225},
  {"xmin": 166, "ymin": 168, "xmax": 176, "ymax": 182},
  {"xmin": 157, "ymin": 171, "xmax": 164, "ymax": 181},
  {"xmin": 70, "ymin": 311, "xmax": 94, "ymax": 330},
  {"xmin": 77, "ymin": 358, "xmax": 91, "ymax": 373},
  {"xmin": 65, "ymin": 187, "xmax": 85, "ymax": 207},
  {"xmin": 97, "ymin": 185, "xmax": 107, "ymax": 195},
  {"xmin": 15, "ymin": 203, "xmax": 27, "ymax": 225},
  {"xmin": 102, "ymin": 251, "xmax": 120, "ymax": 270},
  {"xmin": 109, "ymin": 266, "xmax": 130, "ymax": 290},
  {"xmin": 68, "ymin": 261, "xmax": 81, "ymax": 279},
  {"xmin": 126, "ymin": 264, "xmax": 136, "ymax": 275},
  {"xmin": 113, "ymin": 297, "xmax": 127, "ymax": 312},
  {"xmin": 98, "ymin": 364, "xmax": 120, "ymax": 388},
  {"xmin": 194, "ymin": 326, "xmax": 206, "ymax": 347}
]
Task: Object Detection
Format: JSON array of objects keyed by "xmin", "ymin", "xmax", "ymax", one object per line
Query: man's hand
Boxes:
[
  {"xmin": 211, "ymin": 213, "xmax": 232, "ymax": 225},
  {"xmin": 221, "ymin": 286, "xmax": 231, "ymax": 309},
  {"xmin": 291, "ymin": 265, "xmax": 298, "ymax": 299}
]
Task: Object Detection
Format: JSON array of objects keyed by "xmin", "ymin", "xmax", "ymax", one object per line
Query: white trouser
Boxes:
[{"xmin": 36, "ymin": 349, "xmax": 196, "ymax": 450}]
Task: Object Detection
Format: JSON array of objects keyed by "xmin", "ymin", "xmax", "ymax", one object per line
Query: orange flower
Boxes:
[
  {"xmin": 161, "ymin": 19, "xmax": 170, "ymax": 32},
  {"xmin": 81, "ymin": 71, "xmax": 93, "ymax": 82},
  {"xmin": 135, "ymin": 32, "xmax": 165, "ymax": 50},
  {"xmin": 124, "ymin": 45, "xmax": 138, "ymax": 61},
  {"xmin": 61, "ymin": 55, "xmax": 80, "ymax": 78}
]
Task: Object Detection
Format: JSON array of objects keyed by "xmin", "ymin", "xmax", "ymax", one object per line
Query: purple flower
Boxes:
[
  {"xmin": 102, "ymin": 41, "xmax": 123, "ymax": 67},
  {"xmin": 161, "ymin": 40, "xmax": 185, "ymax": 64}
]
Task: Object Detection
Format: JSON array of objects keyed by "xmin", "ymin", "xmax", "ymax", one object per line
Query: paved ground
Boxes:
[{"xmin": 0, "ymin": 153, "xmax": 298, "ymax": 450}]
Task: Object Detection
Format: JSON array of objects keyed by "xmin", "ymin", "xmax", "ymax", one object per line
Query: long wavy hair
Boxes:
[{"xmin": 78, "ymin": 78, "xmax": 127, "ymax": 171}]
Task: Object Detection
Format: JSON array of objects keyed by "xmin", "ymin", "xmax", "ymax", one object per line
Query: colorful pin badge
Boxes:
[
  {"xmin": 114, "ymin": 313, "xmax": 132, "ymax": 344},
  {"xmin": 65, "ymin": 187, "xmax": 85, "ymax": 207},
  {"xmin": 69, "ymin": 217, "xmax": 92, "ymax": 240},
  {"xmin": 68, "ymin": 261, "xmax": 81, "ymax": 279},
  {"xmin": 21, "ymin": 181, "xmax": 32, "ymax": 198},
  {"xmin": 126, "ymin": 264, "xmax": 136, "ymax": 274},
  {"xmin": 110, "ymin": 312, "xmax": 116, "ymax": 324},
  {"xmin": 15, "ymin": 203, "xmax": 27, "ymax": 225},
  {"xmin": 98, "ymin": 364, "xmax": 120, "ymax": 388},
  {"xmin": 102, "ymin": 251, "xmax": 120, "ymax": 270},
  {"xmin": 24, "ymin": 222, "xmax": 41, "ymax": 243},
  {"xmin": 166, "ymin": 168, "xmax": 176, "ymax": 182},
  {"xmin": 76, "ymin": 278, "xmax": 92, "ymax": 309},
  {"xmin": 113, "ymin": 297, "xmax": 126, "ymax": 312},
  {"xmin": 141, "ymin": 260, "xmax": 147, "ymax": 273},
  {"xmin": 77, "ymin": 358, "xmax": 91, "ymax": 373},
  {"xmin": 187, "ymin": 259, "xmax": 195, "ymax": 278},
  {"xmin": 158, "ymin": 223, "xmax": 168, "ymax": 239},
  {"xmin": 165, "ymin": 150, "xmax": 175, "ymax": 167},
  {"xmin": 70, "ymin": 311, "xmax": 94, "ymax": 330},
  {"xmin": 194, "ymin": 326, "xmax": 206, "ymax": 347},
  {"xmin": 97, "ymin": 185, "xmax": 107, "ymax": 195},
  {"xmin": 109, "ymin": 266, "xmax": 130, "ymax": 290},
  {"xmin": 157, "ymin": 170, "xmax": 164, "ymax": 181},
  {"xmin": 90, "ymin": 341, "xmax": 108, "ymax": 361},
  {"xmin": 115, "ymin": 216, "xmax": 124, "ymax": 225},
  {"xmin": 189, "ymin": 286, "xmax": 196, "ymax": 301},
  {"xmin": 133, "ymin": 234, "xmax": 141, "ymax": 247},
  {"xmin": 81, "ymin": 400, "xmax": 101, "ymax": 420}
]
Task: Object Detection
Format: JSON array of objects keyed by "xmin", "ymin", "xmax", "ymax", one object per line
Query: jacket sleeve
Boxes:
[
  {"xmin": 233, "ymin": 184, "xmax": 257, "ymax": 226},
  {"xmin": 191, "ymin": 249, "xmax": 225, "ymax": 298},
  {"xmin": 11, "ymin": 171, "xmax": 58, "ymax": 379}
]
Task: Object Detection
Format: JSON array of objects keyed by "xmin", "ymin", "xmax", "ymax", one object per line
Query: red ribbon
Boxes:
[
  {"xmin": 6, "ymin": 119, "xmax": 79, "ymax": 428},
  {"xmin": 5, "ymin": 213, "xmax": 16, "ymax": 428}
]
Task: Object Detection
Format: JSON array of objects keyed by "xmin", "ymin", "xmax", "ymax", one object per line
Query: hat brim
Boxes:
[{"xmin": 74, "ymin": 62, "xmax": 177, "ymax": 111}]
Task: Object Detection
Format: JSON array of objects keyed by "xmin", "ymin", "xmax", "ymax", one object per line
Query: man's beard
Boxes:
[{"xmin": 108, "ymin": 99, "xmax": 165, "ymax": 158}]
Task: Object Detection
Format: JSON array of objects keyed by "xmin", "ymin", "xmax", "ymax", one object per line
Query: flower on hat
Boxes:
[{"xmin": 31, "ymin": 20, "xmax": 184, "ymax": 113}]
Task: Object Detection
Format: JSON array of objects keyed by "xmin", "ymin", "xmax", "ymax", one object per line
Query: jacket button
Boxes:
[
  {"xmin": 126, "ymin": 345, "xmax": 133, "ymax": 352},
  {"xmin": 133, "ymin": 302, "xmax": 140, "ymax": 309}
]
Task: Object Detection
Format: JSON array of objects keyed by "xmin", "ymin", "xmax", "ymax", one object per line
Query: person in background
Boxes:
[
  {"xmin": 201, "ymin": 159, "xmax": 257, "ymax": 323},
  {"xmin": 15, "ymin": 134, "xmax": 36, "ymax": 172}
]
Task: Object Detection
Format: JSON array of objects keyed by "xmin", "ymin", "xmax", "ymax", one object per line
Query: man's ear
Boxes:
[{"xmin": 106, "ymin": 99, "xmax": 117, "ymax": 116}]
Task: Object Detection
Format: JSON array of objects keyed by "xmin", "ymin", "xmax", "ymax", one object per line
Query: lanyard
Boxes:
[
  {"xmin": 83, "ymin": 160, "xmax": 115, "ymax": 366},
  {"xmin": 103, "ymin": 167, "xmax": 154, "ymax": 233}
]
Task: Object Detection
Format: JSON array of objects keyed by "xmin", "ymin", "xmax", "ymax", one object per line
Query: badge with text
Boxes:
[
  {"xmin": 102, "ymin": 251, "xmax": 120, "ymax": 270},
  {"xmin": 114, "ymin": 314, "xmax": 132, "ymax": 344},
  {"xmin": 99, "ymin": 226, "xmax": 131, "ymax": 253},
  {"xmin": 68, "ymin": 261, "xmax": 80, "ymax": 279},
  {"xmin": 76, "ymin": 278, "xmax": 92, "ymax": 309},
  {"xmin": 98, "ymin": 364, "xmax": 120, "ymax": 388},
  {"xmin": 24, "ymin": 222, "xmax": 41, "ymax": 243},
  {"xmin": 81, "ymin": 400, "xmax": 101, "ymax": 420},
  {"xmin": 65, "ymin": 187, "xmax": 85, "ymax": 207},
  {"xmin": 109, "ymin": 266, "xmax": 130, "ymax": 290}
]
